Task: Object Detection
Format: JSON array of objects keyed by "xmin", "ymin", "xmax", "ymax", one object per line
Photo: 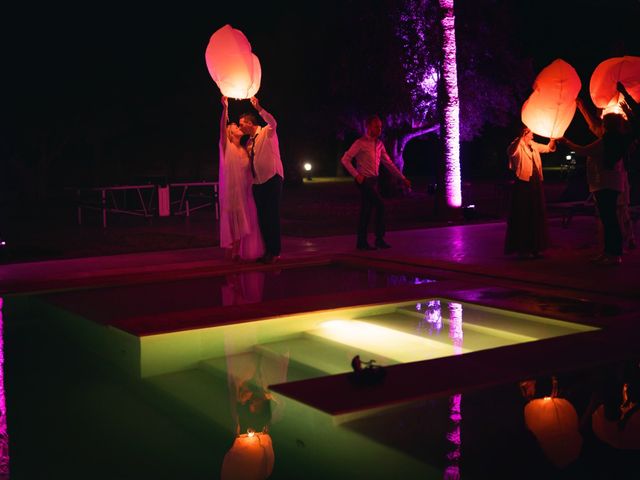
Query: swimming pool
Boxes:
[{"xmin": 6, "ymin": 257, "xmax": 633, "ymax": 479}]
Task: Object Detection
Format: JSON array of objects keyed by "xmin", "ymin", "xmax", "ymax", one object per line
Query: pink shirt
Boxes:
[{"xmin": 341, "ymin": 135, "xmax": 405, "ymax": 179}]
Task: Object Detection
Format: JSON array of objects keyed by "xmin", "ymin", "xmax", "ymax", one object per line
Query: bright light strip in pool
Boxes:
[{"xmin": 314, "ymin": 319, "xmax": 470, "ymax": 363}]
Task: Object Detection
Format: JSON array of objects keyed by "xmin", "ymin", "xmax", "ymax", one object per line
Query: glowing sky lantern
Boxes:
[
  {"xmin": 521, "ymin": 59, "xmax": 581, "ymax": 138},
  {"xmin": 205, "ymin": 24, "xmax": 261, "ymax": 99},
  {"xmin": 590, "ymin": 56, "xmax": 640, "ymax": 116}
]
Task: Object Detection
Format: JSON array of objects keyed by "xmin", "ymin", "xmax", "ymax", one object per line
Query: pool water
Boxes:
[{"xmin": 3, "ymin": 292, "xmax": 613, "ymax": 479}]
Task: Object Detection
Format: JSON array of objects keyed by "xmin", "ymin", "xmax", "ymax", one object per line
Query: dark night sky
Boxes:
[{"xmin": 3, "ymin": 0, "xmax": 640, "ymax": 188}]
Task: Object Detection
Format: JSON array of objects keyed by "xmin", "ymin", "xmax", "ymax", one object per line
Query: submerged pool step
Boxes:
[
  {"xmin": 355, "ymin": 311, "xmax": 530, "ymax": 351},
  {"xmin": 145, "ymin": 368, "xmax": 237, "ymax": 434},
  {"xmin": 392, "ymin": 303, "xmax": 589, "ymax": 341}
]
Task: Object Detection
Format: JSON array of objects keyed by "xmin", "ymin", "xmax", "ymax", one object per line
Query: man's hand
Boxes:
[
  {"xmin": 355, "ymin": 174, "xmax": 365, "ymax": 184},
  {"xmin": 250, "ymin": 97, "xmax": 261, "ymax": 111}
]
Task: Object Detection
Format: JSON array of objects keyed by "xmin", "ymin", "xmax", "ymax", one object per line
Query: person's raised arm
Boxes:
[
  {"xmin": 618, "ymin": 81, "xmax": 639, "ymax": 117},
  {"xmin": 250, "ymin": 97, "xmax": 277, "ymax": 133},
  {"xmin": 220, "ymin": 96, "xmax": 229, "ymax": 154},
  {"xmin": 576, "ymin": 97, "xmax": 604, "ymax": 137},
  {"xmin": 557, "ymin": 137, "xmax": 602, "ymax": 157},
  {"xmin": 534, "ymin": 138, "xmax": 557, "ymax": 154}
]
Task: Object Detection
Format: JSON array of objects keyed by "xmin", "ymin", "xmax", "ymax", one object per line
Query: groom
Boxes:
[{"xmin": 239, "ymin": 97, "xmax": 284, "ymax": 264}]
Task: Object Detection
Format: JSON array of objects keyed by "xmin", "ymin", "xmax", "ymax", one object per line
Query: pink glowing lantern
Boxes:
[
  {"xmin": 521, "ymin": 59, "xmax": 581, "ymax": 138},
  {"xmin": 205, "ymin": 24, "xmax": 261, "ymax": 99},
  {"xmin": 221, "ymin": 429, "xmax": 274, "ymax": 480},
  {"xmin": 590, "ymin": 56, "xmax": 640, "ymax": 116},
  {"xmin": 524, "ymin": 390, "xmax": 583, "ymax": 468}
]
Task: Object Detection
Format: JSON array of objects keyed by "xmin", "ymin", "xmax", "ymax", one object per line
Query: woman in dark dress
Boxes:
[{"xmin": 505, "ymin": 127, "xmax": 556, "ymax": 258}]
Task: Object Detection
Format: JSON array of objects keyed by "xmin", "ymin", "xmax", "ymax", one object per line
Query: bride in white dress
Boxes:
[{"xmin": 218, "ymin": 96, "xmax": 264, "ymax": 261}]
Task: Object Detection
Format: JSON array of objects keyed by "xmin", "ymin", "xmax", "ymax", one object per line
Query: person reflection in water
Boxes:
[
  {"xmin": 223, "ymin": 328, "xmax": 290, "ymax": 435},
  {"xmin": 222, "ymin": 271, "xmax": 265, "ymax": 306}
]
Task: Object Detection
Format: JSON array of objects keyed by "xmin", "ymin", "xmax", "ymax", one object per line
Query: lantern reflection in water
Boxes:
[
  {"xmin": 221, "ymin": 429, "xmax": 275, "ymax": 480},
  {"xmin": 592, "ymin": 381, "xmax": 640, "ymax": 450},
  {"xmin": 523, "ymin": 377, "xmax": 582, "ymax": 468}
]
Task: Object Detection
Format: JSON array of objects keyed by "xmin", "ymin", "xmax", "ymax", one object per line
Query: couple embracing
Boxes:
[{"xmin": 219, "ymin": 96, "xmax": 284, "ymax": 264}]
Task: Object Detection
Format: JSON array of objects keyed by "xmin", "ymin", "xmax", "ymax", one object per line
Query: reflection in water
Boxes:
[
  {"xmin": 221, "ymin": 429, "xmax": 275, "ymax": 480},
  {"xmin": 379, "ymin": 272, "xmax": 436, "ymax": 288},
  {"xmin": 416, "ymin": 300, "xmax": 442, "ymax": 335},
  {"xmin": 222, "ymin": 272, "xmax": 266, "ymax": 306},
  {"xmin": 0, "ymin": 298, "xmax": 8, "ymax": 478},
  {"xmin": 444, "ymin": 393, "xmax": 462, "ymax": 480},
  {"xmin": 523, "ymin": 377, "xmax": 583, "ymax": 468},
  {"xmin": 448, "ymin": 303, "xmax": 463, "ymax": 354},
  {"xmin": 221, "ymin": 327, "xmax": 288, "ymax": 479},
  {"xmin": 591, "ymin": 364, "xmax": 640, "ymax": 450}
]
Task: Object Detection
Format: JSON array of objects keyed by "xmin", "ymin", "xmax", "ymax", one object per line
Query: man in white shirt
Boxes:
[
  {"xmin": 341, "ymin": 115, "xmax": 411, "ymax": 250},
  {"xmin": 239, "ymin": 97, "xmax": 284, "ymax": 264}
]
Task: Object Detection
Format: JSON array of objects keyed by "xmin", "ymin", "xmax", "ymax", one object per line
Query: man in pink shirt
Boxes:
[{"xmin": 341, "ymin": 115, "xmax": 411, "ymax": 250}]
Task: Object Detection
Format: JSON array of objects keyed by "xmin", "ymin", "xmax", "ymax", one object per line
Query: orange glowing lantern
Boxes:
[
  {"xmin": 523, "ymin": 378, "xmax": 583, "ymax": 467},
  {"xmin": 521, "ymin": 59, "xmax": 581, "ymax": 138},
  {"xmin": 205, "ymin": 24, "xmax": 262, "ymax": 99},
  {"xmin": 590, "ymin": 56, "xmax": 640, "ymax": 116},
  {"xmin": 221, "ymin": 429, "xmax": 275, "ymax": 480}
]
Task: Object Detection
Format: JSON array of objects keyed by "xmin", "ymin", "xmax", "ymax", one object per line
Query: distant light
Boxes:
[
  {"xmin": 0, "ymin": 240, "xmax": 5, "ymax": 247},
  {"xmin": 565, "ymin": 155, "xmax": 572, "ymax": 160},
  {"xmin": 303, "ymin": 162, "xmax": 312, "ymax": 172}
]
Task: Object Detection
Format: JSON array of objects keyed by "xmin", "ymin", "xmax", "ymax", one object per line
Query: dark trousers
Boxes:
[
  {"xmin": 357, "ymin": 176, "xmax": 385, "ymax": 244},
  {"xmin": 594, "ymin": 188, "xmax": 622, "ymax": 256},
  {"xmin": 253, "ymin": 174, "xmax": 283, "ymax": 256}
]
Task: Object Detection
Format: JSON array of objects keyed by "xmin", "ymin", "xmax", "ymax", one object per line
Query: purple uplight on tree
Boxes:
[
  {"xmin": 0, "ymin": 298, "xmax": 9, "ymax": 478},
  {"xmin": 439, "ymin": 0, "xmax": 462, "ymax": 208}
]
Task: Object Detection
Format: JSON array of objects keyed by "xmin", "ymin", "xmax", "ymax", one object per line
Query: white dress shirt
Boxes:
[
  {"xmin": 250, "ymin": 108, "xmax": 284, "ymax": 185},
  {"xmin": 340, "ymin": 135, "xmax": 405, "ymax": 179}
]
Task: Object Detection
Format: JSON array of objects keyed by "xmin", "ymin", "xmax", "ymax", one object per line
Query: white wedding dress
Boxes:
[{"xmin": 219, "ymin": 140, "xmax": 264, "ymax": 260}]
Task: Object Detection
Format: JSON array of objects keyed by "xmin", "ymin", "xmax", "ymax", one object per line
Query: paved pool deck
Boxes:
[{"xmin": 1, "ymin": 215, "xmax": 638, "ymax": 299}]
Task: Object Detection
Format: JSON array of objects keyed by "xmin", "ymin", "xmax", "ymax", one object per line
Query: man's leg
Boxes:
[
  {"xmin": 252, "ymin": 183, "xmax": 269, "ymax": 253},
  {"xmin": 357, "ymin": 179, "xmax": 375, "ymax": 248},
  {"xmin": 369, "ymin": 180, "xmax": 389, "ymax": 248},
  {"xmin": 262, "ymin": 174, "xmax": 283, "ymax": 256}
]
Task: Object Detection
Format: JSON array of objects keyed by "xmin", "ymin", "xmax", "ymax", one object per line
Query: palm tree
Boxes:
[{"xmin": 439, "ymin": 0, "xmax": 462, "ymax": 209}]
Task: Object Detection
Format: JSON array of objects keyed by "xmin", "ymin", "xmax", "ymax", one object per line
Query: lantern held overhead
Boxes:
[
  {"xmin": 205, "ymin": 24, "xmax": 262, "ymax": 99},
  {"xmin": 521, "ymin": 59, "xmax": 581, "ymax": 138},
  {"xmin": 590, "ymin": 56, "xmax": 640, "ymax": 116}
]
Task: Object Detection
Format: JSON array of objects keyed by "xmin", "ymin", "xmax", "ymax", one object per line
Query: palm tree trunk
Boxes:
[{"xmin": 439, "ymin": 0, "xmax": 462, "ymax": 209}]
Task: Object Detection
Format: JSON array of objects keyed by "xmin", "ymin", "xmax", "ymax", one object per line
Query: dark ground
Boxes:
[{"xmin": 0, "ymin": 176, "xmax": 572, "ymax": 264}]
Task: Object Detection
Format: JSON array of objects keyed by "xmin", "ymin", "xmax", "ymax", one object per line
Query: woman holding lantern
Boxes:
[
  {"xmin": 559, "ymin": 113, "xmax": 631, "ymax": 265},
  {"xmin": 218, "ymin": 96, "xmax": 264, "ymax": 261},
  {"xmin": 504, "ymin": 127, "xmax": 556, "ymax": 258}
]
